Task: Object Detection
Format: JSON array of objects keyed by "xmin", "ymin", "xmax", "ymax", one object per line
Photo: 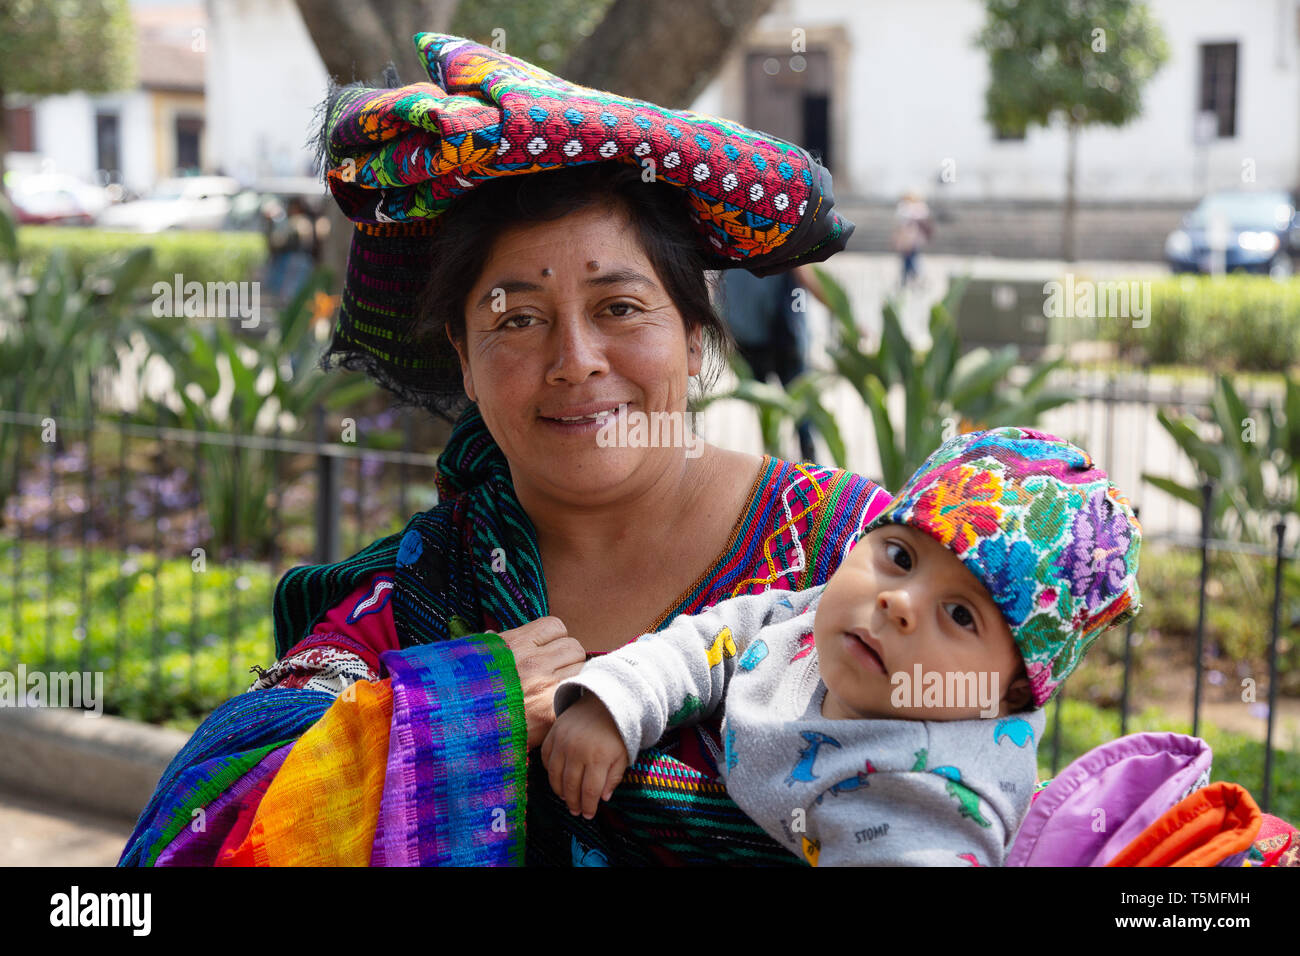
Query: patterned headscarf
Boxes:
[
  {"xmin": 315, "ymin": 32, "xmax": 854, "ymax": 392},
  {"xmin": 863, "ymin": 427, "xmax": 1142, "ymax": 708}
]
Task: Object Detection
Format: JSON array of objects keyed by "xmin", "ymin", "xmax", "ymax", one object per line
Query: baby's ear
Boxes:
[{"xmin": 1004, "ymin": 672, "xmax": 1034, "ymax": 714}]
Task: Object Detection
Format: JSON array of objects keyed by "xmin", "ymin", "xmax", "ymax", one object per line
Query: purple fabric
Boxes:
[
  {"xmin": 154, "ymin": 744, "xmax": 293, "ymax": 866},
  {"xmin": 1007, "ymin": 732, "xmax": 1212, "ymax": 867},
  {"xmin": 370, "ymin": 657, "xmax": 422, "ymax": 867},
  {"xmin": 370, "ymin": 640, "xmax": 525, "ymax": 866}
]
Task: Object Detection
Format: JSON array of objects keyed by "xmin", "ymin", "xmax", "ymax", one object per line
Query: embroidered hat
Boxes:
[
  {"xmin": 862, "ymin": 427, "xmax": 1142, "ymax": 708},
  {"xmin": 314, "ymin": 32, "xmax": 854, "ymax": 399}
]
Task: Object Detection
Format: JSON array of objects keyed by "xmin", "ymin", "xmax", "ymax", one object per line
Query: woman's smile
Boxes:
[{"xmin": 537, "ymin": 401, "xmax": 632, "ymax": 433}]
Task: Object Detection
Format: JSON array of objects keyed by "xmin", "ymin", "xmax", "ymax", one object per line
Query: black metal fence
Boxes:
[
  {"xmin": 0, "ymin": 382, "xmax": 1295, "ymax": 811},
  {"xmin": 0, "ymin": 402, "xmax": 441, "ymax": 722}
]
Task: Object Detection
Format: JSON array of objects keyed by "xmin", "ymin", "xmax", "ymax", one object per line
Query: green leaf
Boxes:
[
  {"xmin": 924, "ymin": 303, "xmax": 959, "ymax": 399},
  {"xmin": 1284, "ymin": 377, "xmax": 1300, "ymax": 465},
  {"xmin": 863, "ymin": 377, "xmax": 901, "ymax": 489},
  {"xmin": 880, "ymin": 299, "xmax": 912, "ymax": 389},
  {"xmin": 948, "ymin": 345, "xmax": 1019, "ymax": 411},
  {"xmin": 0, "ymin": 201, "xmax": 18, "ymax": 265},
  {"xmin": 1154, "ymin": 407, "xmax": 1222, "ymax": 481},
  {"xmin": 1141, "ymin": 474, "xmax": 1204, "ymax": 510}
]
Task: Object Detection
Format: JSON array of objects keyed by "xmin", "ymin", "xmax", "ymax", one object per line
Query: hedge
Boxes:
[
  {"xmin": 16, "ymin": 226, "xmax": 268, "ymax": 289},
  {"xmin": 1107, "ymin": 274, "xmax": 1300, "ymax": 372}
]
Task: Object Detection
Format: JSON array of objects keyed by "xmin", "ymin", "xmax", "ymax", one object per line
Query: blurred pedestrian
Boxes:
[
  {"xmin": 264, "ymin": 196, "xmax": 318, "ymax": 301},
  {"xmin": 893, "ymin": 190, "xmax": 933, "ymax": 286},
  {"xmin": 720, "ymin": 268, "xmax": 818, "ymax": 462}
]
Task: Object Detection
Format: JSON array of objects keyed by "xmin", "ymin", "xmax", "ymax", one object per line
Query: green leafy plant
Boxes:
[
  {"xmin": 1144, "ymin": 374, "xmax": 1300, "ymax": 542},
  {"xmin": 134, "ymin": 266, "xmax": 378, "ymax": 558},
  {"xmin": 1108, "ymin": 275, "xmax": 1300, "ymax": 373},
  {"xmin": 814, "ymin": 268, "xmax": 1075, "ymax": 489},
  {"xmin": 0, "ymin": 202, "xmax": 155, "ymax": 511},
  {"xmin": 17, "ymin": 226, "xmax": 266, "ymax": 289},
  {"xmin": 700, "ymin": 354, "xmax": 847, "ymax": 466}
]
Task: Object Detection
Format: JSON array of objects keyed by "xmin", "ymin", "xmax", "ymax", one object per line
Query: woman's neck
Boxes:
[{"xmin": 515, "ymin": 445, "xmax": 724, "ymax": 562}]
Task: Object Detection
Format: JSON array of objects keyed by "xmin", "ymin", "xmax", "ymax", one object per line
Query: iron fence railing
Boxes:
[{"xmin": 0, "ymin": 382, "xmax": 1295, "ymax": 811}]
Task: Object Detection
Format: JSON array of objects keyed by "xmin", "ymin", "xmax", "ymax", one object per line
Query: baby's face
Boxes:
[{"xmin": 813, "ymin": 524, "xmax": 1030, "ymax": 720}]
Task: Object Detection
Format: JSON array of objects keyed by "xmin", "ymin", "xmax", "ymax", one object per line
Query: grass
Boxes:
[
  {"xmin": 1, "ymin": 538, "xmax": 279, "ymax": 731},
  {"xmin": 1066, "ymin": 543, "xmax": 1300, "ymax": 700},
  {"xmin": 1041, "ymin": 696, "xmax": 1300, "ymax": 824}
]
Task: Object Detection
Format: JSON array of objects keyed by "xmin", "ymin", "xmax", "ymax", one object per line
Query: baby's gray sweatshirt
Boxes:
[{"xmin": 554, "ymin": 585, "xmax": 1046, "ymax": 866}]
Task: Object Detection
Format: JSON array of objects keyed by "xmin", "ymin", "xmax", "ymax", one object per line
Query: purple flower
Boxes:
[{"xmin": 1057, "ymin": 492, "xmax": 1131, "ymax": 607}]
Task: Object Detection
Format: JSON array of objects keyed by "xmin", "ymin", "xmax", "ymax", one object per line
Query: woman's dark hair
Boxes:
[{"xmin": 325, "ymin": 161, "xmax": 733, "ymax": 422}]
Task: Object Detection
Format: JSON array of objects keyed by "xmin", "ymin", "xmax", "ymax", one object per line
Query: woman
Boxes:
[{"xmin": 120, "ymin": 33, "xmax": 887, "ymax": 867}]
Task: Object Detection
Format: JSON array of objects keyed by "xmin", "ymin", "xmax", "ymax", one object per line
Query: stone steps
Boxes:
[{"xmin": 839, "ymin": 199, "xmax": 1187, "ymax": 262}]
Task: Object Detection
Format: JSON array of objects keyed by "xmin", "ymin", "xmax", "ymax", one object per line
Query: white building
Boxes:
[
  {"xmin": 4, "ymin": 1, "xmax": 209, "ymax": 194},
  {"xmin": 13, "ymin": 0, "xmax": 1295, "ymax": 202},
  {"xmin": 695, "ymin": 0, "xmax": 1300, "ymax": 201},
  {"xmin": 202, "ymin": 0, "xmax": 329, "ymax": 183}
]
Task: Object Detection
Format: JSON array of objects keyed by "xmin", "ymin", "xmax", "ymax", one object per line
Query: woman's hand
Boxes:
[
  {"xmin": 496, "ymin": 616, "xmax": 587, "ymax": 750},
  {"xmin": 540, "ymin": 694, "xmax": 628, "ymax": 819}
]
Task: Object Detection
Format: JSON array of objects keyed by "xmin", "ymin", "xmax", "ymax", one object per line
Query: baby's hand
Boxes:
[{"xmin": 540, "ymin": 693, "xmax": 628, "ymax": 819}]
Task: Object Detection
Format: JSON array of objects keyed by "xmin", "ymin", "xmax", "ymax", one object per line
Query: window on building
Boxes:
[
  {"xmin": 5, "ymin": 105, "xmax": 34, "ymax": 152},
  {"xmin": 96, "ymin": 111, "xmax": 120, "ymax": 176},
  {"xmin": 1199, "ymin": 42, "xmax": 1238, "ymax": 138},
  {"xmin": 802, "ymin": 92, "xmax": 830, "ymax": 170},
  {"xmin": 175, "ymin": 115, "xmax": 203, "ymax": 173},
  {"xmin": 745, "ymin": 48, "xmax": 833, "ymax": 171}
]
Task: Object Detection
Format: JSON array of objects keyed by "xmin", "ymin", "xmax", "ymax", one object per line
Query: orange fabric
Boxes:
[
  {"xmin": 217, "ymin": 679, "xmax": 394, "ymax": 866},
  {"xmin": 1106, "ymin": 782, "xmax": 1262, "ymax": 867}
]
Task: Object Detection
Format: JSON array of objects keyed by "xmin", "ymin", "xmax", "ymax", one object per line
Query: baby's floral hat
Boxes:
[{"xmin": 862, "ymin": 427, "xmax": 1142, "ymax": 708}]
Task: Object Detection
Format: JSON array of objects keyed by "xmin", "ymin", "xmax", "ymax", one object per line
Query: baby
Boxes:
[{"xmin": 542, "ymin": 427, "xmax": 1142, "ymax": 866}]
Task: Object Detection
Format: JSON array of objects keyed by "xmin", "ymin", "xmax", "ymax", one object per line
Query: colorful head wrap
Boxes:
[
  {"xmin": 862, "ymin": 427, "xmax": 1142, "ymax": 708},
  {"xmin": 315, "ymin": 32, "xmax": 854, "ymax": 389}
]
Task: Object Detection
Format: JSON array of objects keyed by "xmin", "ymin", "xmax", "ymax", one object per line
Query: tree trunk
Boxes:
[
  {"xmin": 293, "ymin": 0, "xmax": 459, "ymax": 85},
  {"xmin": 562, "ymin": 0, "xmax": 776, "ymax": 106},
  {"xmin": 1063, "ymin": 117, "xmax": 1079, "ymax": 263},
  {"xmin": 293, "ymin": 0, "xmax": 460, "ymax": 334}
]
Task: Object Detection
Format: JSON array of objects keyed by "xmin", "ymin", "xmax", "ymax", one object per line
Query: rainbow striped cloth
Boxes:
[
  {"xmin": 119, "ymin": 636, "xmax": 526, "ymax": 866},
  {"xmin": 121, "ymin": 406, "xmax": 885, "ymax": 866}
]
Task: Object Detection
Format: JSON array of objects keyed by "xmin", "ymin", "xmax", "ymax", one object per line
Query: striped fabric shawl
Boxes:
[{"xmin": 121, "ymin": 405, "xmax": 887, "ymax": 866}]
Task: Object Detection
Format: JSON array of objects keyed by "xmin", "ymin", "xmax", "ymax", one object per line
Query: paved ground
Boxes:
[{"xmin": 0, "ymin": 789, "xmax": 131, "ymax": 867}]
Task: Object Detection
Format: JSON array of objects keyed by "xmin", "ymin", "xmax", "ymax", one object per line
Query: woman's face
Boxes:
[{"xmin": 449, "ymin": 202, "xmax": 704, "ymax": 504}]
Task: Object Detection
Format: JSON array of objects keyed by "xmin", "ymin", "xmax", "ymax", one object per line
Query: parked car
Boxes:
[
  {"xmin": 224, "ymin": 176, "xmax": 329, "ymax": 231},
  {"xmin": 1164, "ymin": 190, "xmax": 1300, "ymax": 278},
  {"xmin": 4, "ymin": 171, "xmax": 111, "ymax": 225},
  {"xmin": 95, "ymin": 175, "xmax": 242, "ymax": 232}
]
